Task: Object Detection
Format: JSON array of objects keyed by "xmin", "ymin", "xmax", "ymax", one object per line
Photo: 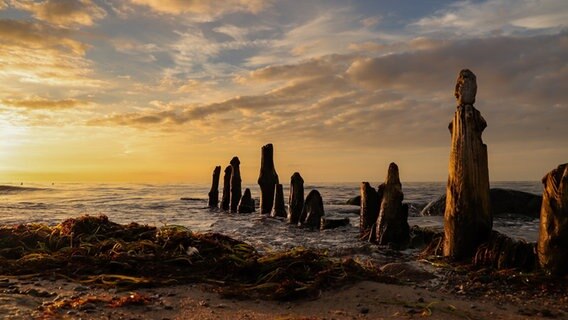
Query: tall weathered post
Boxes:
[
  {"xmin": 443, "ymin": 69, "xmax": 492, "ymax": 260},
  {"xmin": 360, "ymin": 182, "xmax": 379, "ymax": 236},
  {"xmin": 538, "ymin": 163, "xmax": 568, "ymax": 275},
  {"xmin": 258, "ymin": 144, "xmax": 279, "ymax": 214},
  {"xmin": 208, "ymin": 166, "xmax": 221, "ymax": 208},
  {"xmin": 288, "ymin": 172, "xmax": 304, "ymax": 224},
  {"xmin": 221, "ymin": 165, "xmax": 232, "ymax": 211},
  {"xmin": 271, "ymin": 184, "xmax": 287, "ymax": 218},
  {"xmin": 229, "ymin": 157, "xmax": 242, "ymax": 213},
  {"xmin": 375, "ymin": 163, "xmax": 409, "ymax": 246}
]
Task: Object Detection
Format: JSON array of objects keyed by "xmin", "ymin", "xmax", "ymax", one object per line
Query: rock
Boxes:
[
  {"xmin": 421, "ymin": 188, "xmax": 542, "ymax": 217},
  {"xmin": 221, "ymin": 165, "xmax": 231, "ymax": 211},
  {"xmin": 360, "ymin": 182, "xmax": 379, "ymax": 235},
  {"xmin": 538, "ymin": 163, "xmax": 568, "ymax": 275},
  {"xmin": 321, "ymin": 217, "xmax": 350, "ymax": 230},
  {"xmin": 237, "ymin": 188, "xmax": 255, "ymax": 213},
  {"xmin": 288, "ymin": 172, "xmax": 304, "ymax": 225},
  {"xmin": 375, "ymin": 163, "xmax": 409, "ymax": 247},
  {"xmin": 258, "ymin": 143, "xmax": 279, "ymax": 214},
  {"xmin": 208, "ymin": 166, "xmax": 221, "ymax": 208},
  {"xmin": 229, "ymin": 157, "xmax": 242, "ymax": 213},
  {"xmin": 380, "ymin": 262, "xmax": 436, "ymax": 282},
  {"xmin": 300, "ymin": 190, "xmax": 324, "ymax": 230},
  {"xmin": 346, "ymin": 195, "xmax": 361, "ymax": 206},
  {"xmin": 444, "ymin": 69, "xmax": 492, "ymax": 260},
  {"xmin": 271, "ymin": 184, "xmax": 286, "ymax": 218}
]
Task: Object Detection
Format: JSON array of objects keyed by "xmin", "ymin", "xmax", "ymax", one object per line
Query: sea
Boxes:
[{"xmin": 0, "ymin": 182, "xmax": 542, "ymax": 254}]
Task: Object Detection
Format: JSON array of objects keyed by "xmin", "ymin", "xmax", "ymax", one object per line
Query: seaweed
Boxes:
[{"xmin": 0, "ymin": 215, "xmax": 388, "ymax": 300}]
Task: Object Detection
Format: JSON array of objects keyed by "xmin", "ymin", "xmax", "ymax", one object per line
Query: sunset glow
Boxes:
[{"xmin": 0, "ymin": 0, "xmax": 566, "ymax": 183}]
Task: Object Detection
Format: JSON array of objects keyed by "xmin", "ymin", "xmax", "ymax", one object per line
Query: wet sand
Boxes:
[{"xmin": 2, "ymin": 269, "xmax": 566, "ymax": 319}]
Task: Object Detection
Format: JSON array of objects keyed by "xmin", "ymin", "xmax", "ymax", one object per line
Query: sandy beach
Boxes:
[{"xmin": 2, "ymin": 267, "xmax": 566, "ymax": 319}]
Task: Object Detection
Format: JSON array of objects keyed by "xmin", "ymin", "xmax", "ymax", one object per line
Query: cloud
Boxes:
[
  {"xmin": 413, "ymin": 0, "xmax": 568, "ymax": 36},
  {"xmin": 11, "ymin": 0, "xmax": 106, "ymax": 27},
  {"xmin": 1, "ymin": 96, "xmax": 88, "ymax": 110},
  {"xmin": 127, "ymin": 0, "xmax": 268, "ymax": 18},
  {"xmin": 0, "ymin": 19, "xmax": 101, "ymax": 86}
]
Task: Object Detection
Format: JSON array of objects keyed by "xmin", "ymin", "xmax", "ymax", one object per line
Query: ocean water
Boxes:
[{"xmin": 0, "ymin": 181, "xmax": 542, "ymax": 253}]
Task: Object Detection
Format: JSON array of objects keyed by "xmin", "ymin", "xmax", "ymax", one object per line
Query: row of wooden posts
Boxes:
[{"xmin": 207, "ymin": 144, "xmax": 325, "ymax": 230}]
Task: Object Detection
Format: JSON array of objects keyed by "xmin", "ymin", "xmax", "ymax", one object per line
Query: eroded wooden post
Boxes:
[
  {"xmin": 221, "ymin": 165, "xmax": 232, "ymax": 211},
  {"xmin": 271, "ymin": 184, "xmax": 286, "ymax": 218},
  {"xmin": 288, "ymin": 172, "xmax": 304, "ymax": 225},
  {"xmin": 375, "ymin": 163, "xmax": 409, "ymax": 246},
  {"xmin": 538, "ymin": 163, "xmax": 568, "ymax": 275},
  {"xmin": 258, "ymin": 144, "xmax": 279, "ymax": 214},
  {"xmin": 443, "ymin": 69, "xmax": 492, "ymax": 260},
  {"xmin": 208, "ymin": 166, "xmax": 221, "ymax": 208},
  {"xmin": 238, "ymin": 188, "xmax": 255, "ymax": 213},
  {"xmin": 360, "ymin": 182, "xmax": 379, "ymax": 236},
  {"xmin": 230, "ymin": 157, "xmax": 242, "ymax": 213},
  {"xmin": 300, "ymin": 190, "xmax": 324, "ymax": 230}
]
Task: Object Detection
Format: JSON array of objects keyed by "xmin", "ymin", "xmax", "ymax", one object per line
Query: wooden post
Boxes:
[
  {"xmin": 208, "ymin": 166, "xmax": 221, "ymax": 208},
  {"xmin": 443, "ymin": 69, "xmax": 492, "ymax": 260},
  {"xmin": 221, "ymin": 165, "xmax": 232, "ymax": 211},
  {"xmin": 300, "ymin": 190, "xmax": 324, "ymax": 230},
  {"xmin": 360, "ymin": 182, "xmax": 379, "ymax": 236},
  {"xmin": 271, "ymin": 184, "xmax": 286, "ymax": 218},
  {"xmin": 238, "ymin": 188, "xmax": 255, "ymax": 213},
  {"xmin": 229, "ymin": 157, "xmax": 242, "ymax": 213},
  {"xmin": 538, "ymin": 163, "xmax": 568, "ymax": 275},
  {"xmin": 375, "ymin": 163, "xmax": 409, "ymax": 246},
  {"xmin": 258, "ymin": 144, "xmax": 279, "ymax": 214},
  {"xmin": 288, "ymin": 172, "xmax": 304, "ymax": 225}
]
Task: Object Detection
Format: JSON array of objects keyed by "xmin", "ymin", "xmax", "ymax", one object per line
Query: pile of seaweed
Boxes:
[{"xmin": 0, "ymin": 215, "xmax": 391, "ymax": 300}]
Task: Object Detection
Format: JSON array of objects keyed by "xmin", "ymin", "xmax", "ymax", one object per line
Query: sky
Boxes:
[{"xmin": 0, "ymin": 0, "xmax": 566, "ymax": 184}]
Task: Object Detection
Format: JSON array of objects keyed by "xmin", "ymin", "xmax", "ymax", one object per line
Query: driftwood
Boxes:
[
  {"xmin": 208, "ymin": 166, "xmax": 221, "ymax": 208},
  {"xmin": 238, "ymin": 188, "xmax": 255, "ymax": 214},
  {"xmin": 474, "ymin": 231, "xmax": 536, "ymax": 271},
  {"xmin": 375, "ymin": 163, "xmax": 409, "ymax": 246},
  {"xmin": 300, "ymin": 190, "xmax": 324, "ymax": 230},
  {"xmin": 221, "ymin": 165, "xmax": 232, "ymax": 211},
  {"xmin": 538, "ymin": 163, "xmax": 568, "ymax": 275},
  {"xmin": 258, "ymin": 144, "xmax": 279, "ymax": 214},
  {"xmin": 288, "ymin": 172, "xmax": 304, "ymax": 225},
  {"xmin": 271, "ymin": 184, "xmax": 287, "ymax": 218},
  {"xmin": 444, "ymin": 69, "xmax": 492, "ymax": 260},
  {"xmin": 229, "ymin": 157, "xmax": 242, "ymax": 213},
  {"xmin": 360, "ymin": 182, "xmax": 379, "ymax": 236}
]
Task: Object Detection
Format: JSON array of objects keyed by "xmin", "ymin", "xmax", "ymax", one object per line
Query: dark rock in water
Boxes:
[
  {"xmin": 375, "ymin": 163, "xmax": 410, "ymax": 247},
  {"xmin": 258, "ymin": 143, "xmax": 279, "ymax": 214},
  {"xmin": 538, "ymin": 163, "xmax": 568, "ymax": 276},
  {"xmin": 421, "ymin": 188, "xmax": 543, "ymax": 218},
  {"xmin": 346, "ymin": 195, "xmax": 361, "ymax": 206},
  {"xmin": 320, "ymin": 217, "xmax": 350, "ymax": 230},
  {"xmin": 238, "ymin": 188, "xmax": 255, "ymax": 213},
  {"xmin": 288, "ymin": 172, "xmax": 304, "ymax": 225},
  {"xmin": 221, "ymin": 165, "xmax": 232, "ymax": 211},
  {"xmin": 271, "ymin": 184, "xmax": 286, "ymax": 218},
  {"xmin": 360, "ymin": 182, "xmax": 379, "ymax": 236},
  {"xmin": 208, "ymin": 166, "xmax": 221, "ymax": 208},
  {"xmin": 300, "ymin": 190, "xmax": 324, "ymax": 230},
  {"xmin": 230, "ymin": 157, "xmax": 242, "ymax": 213}
]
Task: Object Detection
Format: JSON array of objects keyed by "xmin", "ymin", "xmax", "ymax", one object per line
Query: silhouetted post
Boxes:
[
  {"xmin": 288, "ymin": 172, "xmax": 304, "ymax": 225},
  {"xmin": 258, "ymin": 144, "xmax": 279, "ymax": 214},
  {"xmin": 238, "ymin": 188, "xmax": 255, "ymax": 213},
  {"xmin": 300, "ymin": 190, "xmax": 324, "ymax": 230},
  {"xmin": 538, "ymin": 163, "xmax": 568, "ymax": 275},
  {"xmin": 230, "ymin": 157, "xmax": 242, "ymax": 213},
  {"xmin": 221, "ymin": 165, "xmax": 232, "ymax": 210},
  {"xmin": 271, "ymin": 184, "xmax": 286, "ymax": 218},
  {"xmin": 444, "ymin": 69, "xmax": 492, "ymax": 260},
  {"xmin": 375, "ymin": 163, "xmax": 409, "ymax": 246},
  {"xmin": 208, "ymin": 166, "xmax": 221, "ymax": 208},
  {"xmin": 360, "ymin": 182, "xmax": 379, "ymax": 236}
]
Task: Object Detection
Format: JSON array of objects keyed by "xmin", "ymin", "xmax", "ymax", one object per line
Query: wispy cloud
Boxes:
[
  {"xmin": 1, "ymin": 96, "xmax": 89, "ymax": 110},
  {"xmin": 10, "ymin": 0, "xmax": 106, "ymax": 28},
  {"xmin": 127, "ymin": 0, "xmax": 268, "ymax": 19}
]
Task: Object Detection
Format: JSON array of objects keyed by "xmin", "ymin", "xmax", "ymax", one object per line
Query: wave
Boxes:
[{"xmin": 0, "ymin": 185, "xmax": 45, "ymax": 194}]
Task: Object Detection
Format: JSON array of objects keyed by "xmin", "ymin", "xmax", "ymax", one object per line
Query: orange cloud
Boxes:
[
  {"xmin": 128, "ymin": 0, "xmax": 268, "ymax": 17},
  {"xmin": 11, "ymin": 0, "xmax": 106, "ymax": 27},
  {"xmin": 1, "ymin": 96, "xmax": 87, "ymax": 110}
]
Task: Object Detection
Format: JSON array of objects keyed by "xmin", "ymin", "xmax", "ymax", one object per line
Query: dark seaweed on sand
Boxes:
[{"xmin": 0, "ymin": 215, "xmax": 393, "ymax": 300}]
